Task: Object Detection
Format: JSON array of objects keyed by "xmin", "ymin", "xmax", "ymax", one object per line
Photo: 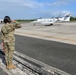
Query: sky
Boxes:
[{"xmin": 0, "ymin": 0, "xmax": 76, "ymax": 19}]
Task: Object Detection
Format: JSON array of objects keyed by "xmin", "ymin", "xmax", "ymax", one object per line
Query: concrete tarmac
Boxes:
[
  {"xmin": 15, "ymin": 22, "xmax": 76, "ymax": 45},
  {"xmin": 0, "ymin": 67, "xmax": 8, "ymax": 75},
  {"xmin": 0, "ymin": 22, "xmax": 76, "ymax": 75},
  {"xmin": 0, "ymin": 21, "xmax": 76, "ymax": 44},
  {"xmin": 14, "ymin": 22, "xmax": 76, "ymax": 75},
  {"xmin": 15, "ymin": 34, "xmax": 76, "ymax": 75}
]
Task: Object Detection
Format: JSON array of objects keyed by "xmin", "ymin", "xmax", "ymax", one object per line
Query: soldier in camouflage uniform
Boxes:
[{"xmin": 1, "ymin": 16, "xmax": 21, "ymax": 70}]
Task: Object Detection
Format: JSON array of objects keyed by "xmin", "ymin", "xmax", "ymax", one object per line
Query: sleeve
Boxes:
[
  {"xmin": 1, "ymin": 26, "xmax": 7, "ymax": 41},
  {"xmin": 1, "ymin": 26, "xmax": 8, "ymax": 34},
  {"xmin": 1, "ymin": 25, "xmax": 15, "ymax": 34},
  {"xmin": 13, "ymin": 21, "xmax": 21, "ymax": 29},
  {"xmin": 1, "ymin": 30, "xmax": 4, "ymax": 41},
  {"xmin": 6, "ymin": 25, "xmax": 15, "ymax": 33}
]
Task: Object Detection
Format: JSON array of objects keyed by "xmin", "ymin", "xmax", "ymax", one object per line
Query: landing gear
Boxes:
[
  {"xmin": 45, "ymin": 23, "xmax": 53, "ymax": 26},
  {"xmin": 50, "ymin": 23, "xmax": 53, "ymax": 25}
]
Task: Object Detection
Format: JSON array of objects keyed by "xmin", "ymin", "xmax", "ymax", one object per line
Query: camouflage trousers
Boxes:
[{"xmin": 4, "ymin": 42, "xmax": 15, "ymax": 64}]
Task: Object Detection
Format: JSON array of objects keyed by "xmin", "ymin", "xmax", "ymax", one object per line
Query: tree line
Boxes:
[
  {"xmin": 16, "ymin": 17, "xmax": 76, "ymax": 22},
  {"xmin": 70, "ymin": 17, "xmax": 76, "ymax": 21},
  {"xmin": 16, "ymin": 19, "xmax": 34, "ymax": 22}
]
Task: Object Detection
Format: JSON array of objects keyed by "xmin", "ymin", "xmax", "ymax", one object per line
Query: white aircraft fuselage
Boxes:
[
  {"xmin": 31, "ymin": 18, "xmax": 54, "ymax": 25},
  {"xmin": 31, "ymin": 13, "xmax": 71, "ymax": 25}
]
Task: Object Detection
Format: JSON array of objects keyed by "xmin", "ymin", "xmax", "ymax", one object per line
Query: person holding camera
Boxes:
[{"xmin": 1, "ymin": 16, "xmax": 21, "ymax": 70}]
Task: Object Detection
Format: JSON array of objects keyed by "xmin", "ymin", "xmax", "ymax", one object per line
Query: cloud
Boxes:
[
  {"xmin": 0, "ymin": 0, "xmax": 74, "ymax": 19},
  {"xmin": 0, "ymin": 0, "xmax": 75, "ymax": 8},
  {"xmin": 56, "ymin": 0, "xmax": 68, "ymax": 1},
  {"xmin": 46, "ymin": 1, "xmax": 67, "ymax": 6},
  {"xmin": 47, "ymin": 0, "xmax": 76, "ymax": 7},
  {"xmin": 52, "ymin": 10, "xmax": 71, "ymax": 17},
  {"xmin": 0, "ymin": 0, "xmax": 69, "ymax": 9},
  {"xmin": 22, "ymin": 0, "xmax": 44, "ymax": 8},
  {"xmin": 0, "ymin": 0, "xmax": 44, "ymax": 9}
]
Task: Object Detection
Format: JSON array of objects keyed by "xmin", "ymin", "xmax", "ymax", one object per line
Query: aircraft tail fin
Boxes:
[{"xmin": 63, "ymin": 14, "xmax": 71, "ymax": 21}]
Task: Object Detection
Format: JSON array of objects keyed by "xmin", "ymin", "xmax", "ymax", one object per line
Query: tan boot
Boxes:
[{"xmin": 6, "ymin": 63, "xmax": 16, "ymax": 70}]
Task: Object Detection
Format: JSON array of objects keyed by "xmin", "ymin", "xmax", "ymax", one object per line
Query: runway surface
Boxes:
[
  {"xmin": 15, "ymin": 35, "xmax": 76, "ymax": 75},
  {"xmin": 0, "ymin": 22, "xmax": 76, "ymax": 75}
]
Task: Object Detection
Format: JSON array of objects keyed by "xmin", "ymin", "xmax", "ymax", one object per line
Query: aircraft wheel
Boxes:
[{"xmin": 50, "ymin": 23, "xmax": 53, "ymax": 25}]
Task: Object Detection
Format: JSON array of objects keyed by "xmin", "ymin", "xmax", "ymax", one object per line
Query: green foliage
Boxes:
[
  {"xmin": 16, "ymin": 17, "xmax": 76, "ymax": 22},
  {"xmin": 70, "ymin": 17, "xmax": 76, "ymax": 21},
  {"xmin": 16, "ymin": 19, "xmax": 34, "ymax": 22}
]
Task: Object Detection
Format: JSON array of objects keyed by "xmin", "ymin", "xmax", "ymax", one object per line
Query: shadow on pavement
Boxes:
[{"xmin": 0, "ymin": 50, "xmax": 6, "ymax": 66}]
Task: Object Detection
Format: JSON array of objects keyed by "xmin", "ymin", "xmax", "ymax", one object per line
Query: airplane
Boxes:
[
  {"xmin": 31, "ymin": 18, "xmax": 55, "ymax": 26},
  {"xmin": 31, "ymin": 13, "xmax": 71, "ymax": 26}
]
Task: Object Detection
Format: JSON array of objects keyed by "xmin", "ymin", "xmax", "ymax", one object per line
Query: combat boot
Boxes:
[{"xmin": 6, "ymin": 63, "xmax": 16, "ymax": 70}]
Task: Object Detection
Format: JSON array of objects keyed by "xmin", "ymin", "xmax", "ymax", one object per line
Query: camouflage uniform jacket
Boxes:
[{"xmin": 1, "ymin": 22, "xmax": 21, "ymax": 43}]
